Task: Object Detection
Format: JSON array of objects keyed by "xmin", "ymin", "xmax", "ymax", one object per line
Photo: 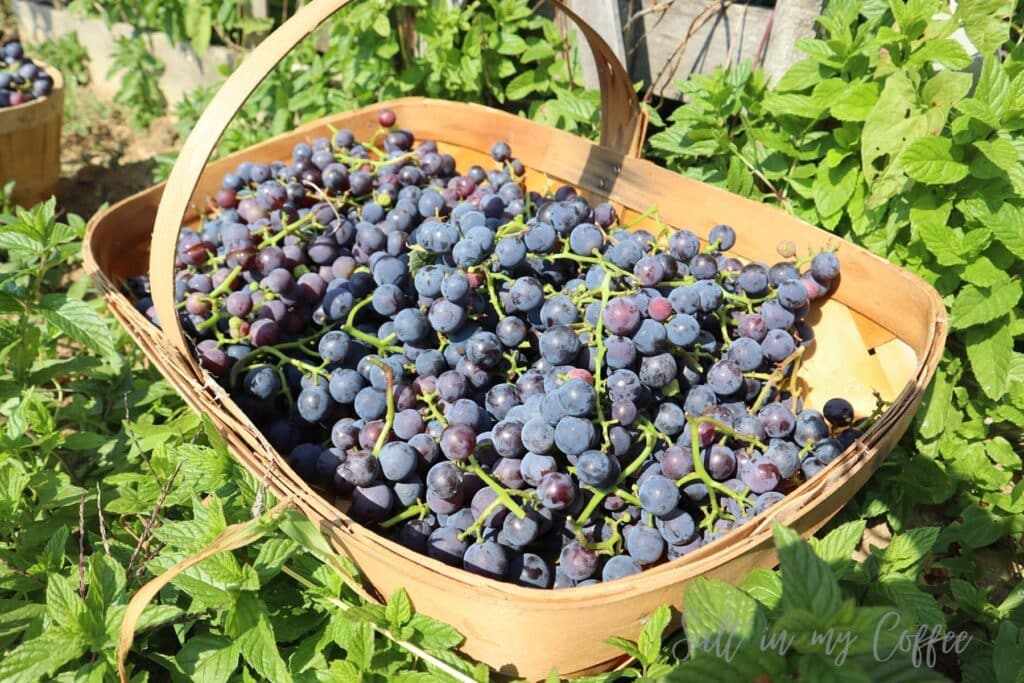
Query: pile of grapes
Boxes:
[
  {"xmin": 128, "ymin": 111, "xmax": 868, "ymax": 588},
  {"xmin": 0, "ymin": 37, "xmax": 55, "ymax": 108}
]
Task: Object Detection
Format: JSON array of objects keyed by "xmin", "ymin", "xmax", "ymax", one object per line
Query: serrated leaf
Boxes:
[
  {"xmin": 637, "ymin": 604, "xmax": 672, "ymax": 664},
  {"xmin": 37, "ymin": 294, "xmax": 116, "ymax": 358},
  {"xmin": 950, "ymin": 278, "xmax": 1021, "ymax": 328},
  {"xmin": 958, "ymin": 1, "xmax": 1011, "ymax": 57},
  {"xmin": 965, "ymin": 318, "xmax": 1014, "ymax": 400},
  {"xmin": 763, "ymin": 93, "xmax": 824, "ymax": 119},
  {"xmin": 176, "ymin": 634, "xmax": 239, "ymax": 683},
  {"xmin": 46, "ymin": 573, "xmax": 84, "ymax": 629},
  {"xmin": 344, "ymin": 620, "xmax": 375, "ymax": 670},
  {"xmin": 810, "ymin": 520, "xmax": 865, "ymax": 576},
  {"xmin": 739, "ymin": 568, "xmax": 783, "ymax": 609},
  {"xmin": 984, "ymin": 203, "xmax": 1024, "ymax": 259},
  {"xmin": 0, "ymin": 632, "xmax": 84, "ymax": 683},
  {"xmin": 774, "ymin": 59, "xmax": 823, "ymax": 92},
  {"xmin": 975, "ymin": 137, "xmax": 1019, "ymax": 171},
  {"xmin": 230, "ymin": 593, "xmax": 292, "ymax": 682},
  {"xmin": 900, "ymin": 136, "xmax": 969, "ymax": 184},
  {"xmin": 606, "ymin": 635, "xmax": 643, "ymax": 662},
  {"xmin": 774, "ymin": 523, "xmax": 841, "ymax": 616},
  {"xmin": 875, "ymin": 576, "xmax": 946, "ymax": 626},
  {"xmin": 831, "ymin": 82, "xmax": 880, "ymax": 121},
  {"xmin": 911, "ymin": 38, "xmax": 973, "ymax": 69},
  {"xmin": 683, "ymin": 577, "xmax": 765, "ymax": 659},
  {"xmin": 813, "ymin": 158, "xmax": 859, "ymax": 218},
  {"xmin": 385, "ymin": 588, "xmax": 413, "ymax": 628},
  {"xmin": 963, "ymin": 257, "xmax": 1004, "ymax": 286},
  {"xmin": 0, "ymin": 230, "xmax": 44, "ymax": 256},
  {"xmin": 879, "ymin": 527, "xmax": 938, "ymax": 575},
  {"xmin": 506, "ymin": 70, "xmax": 537, "ymax": 100},
  {"xmin": 956, "ymin": 97, "xmax": 1001, "ymax": 127},
  {"xmin": 253, "ymin": 538, "xmax": 298, "ymax": 583}
]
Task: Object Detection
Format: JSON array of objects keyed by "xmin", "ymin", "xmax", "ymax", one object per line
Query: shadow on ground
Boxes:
[{"xmin": 57, "ymin": 159, "xmax": 159, "ymax": 221}]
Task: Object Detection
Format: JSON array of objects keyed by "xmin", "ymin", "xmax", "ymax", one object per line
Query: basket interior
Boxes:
[{"xmin": 91, "ymin": 100, "xmax": 924, "ymax": 420}]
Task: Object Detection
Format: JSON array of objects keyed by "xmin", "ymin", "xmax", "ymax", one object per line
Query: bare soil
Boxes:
[{"xmin": 56, "ymin": 85, "xmax": 179, "ymax": 221}]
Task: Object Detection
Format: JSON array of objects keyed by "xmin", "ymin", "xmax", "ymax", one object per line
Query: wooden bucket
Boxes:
[
  {"xmin": 0, "ymin": 59, "xmax": 63, "ymax": 207},
  {"xmin": 82, "ymin": 0, "xmax": 947, "ymax": 679}
]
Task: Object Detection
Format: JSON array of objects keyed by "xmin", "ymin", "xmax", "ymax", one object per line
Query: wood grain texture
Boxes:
[
  {"xmin": 83, "ymin": 95, "xmax": 946, "ymax": 680},
  {"xmin": 0, "ymin": 60, "xmax": 63, "ymax": 207}
]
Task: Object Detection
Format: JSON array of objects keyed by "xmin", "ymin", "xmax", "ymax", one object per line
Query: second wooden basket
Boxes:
[
  {"xmin": 0, "ymin": 59, "xmax": 63, "ymax": 208},
  {"xmin": 82, "ymin": 0, "xmax": 947, "ymax": 679}
]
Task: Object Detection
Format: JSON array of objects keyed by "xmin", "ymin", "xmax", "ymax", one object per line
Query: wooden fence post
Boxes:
[{"xmin": 762, "ymin": 0, "xmax": 825, "ymax": 85}]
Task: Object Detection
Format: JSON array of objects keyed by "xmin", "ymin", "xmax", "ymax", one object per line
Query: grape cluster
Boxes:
[
  {"xmin": 129, "ymin": 111, "xmax": 867, "ymax": 589},
  {"xmin": 0, "ymin": 37, "xmax": 55, "ymax": 108}
]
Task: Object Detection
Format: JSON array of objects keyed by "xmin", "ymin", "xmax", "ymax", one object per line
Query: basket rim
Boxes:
[{"xmin": 82, "ymin": 95, "xmax": 949, "ymax": 604}]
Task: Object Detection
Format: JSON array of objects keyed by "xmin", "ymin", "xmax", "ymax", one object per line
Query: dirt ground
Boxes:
[{"xmin": 56, "ymin": 85, "xmax": 180, "ymax": 221}]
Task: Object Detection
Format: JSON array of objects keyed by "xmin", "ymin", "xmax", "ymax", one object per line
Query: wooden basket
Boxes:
[
  {"xmin": 82, "ymin": 0, "xmax": 947, "ymax": 679},
  {"xmin": 0, "ymin": 59, "xmax": 63, "ymax": 207}
]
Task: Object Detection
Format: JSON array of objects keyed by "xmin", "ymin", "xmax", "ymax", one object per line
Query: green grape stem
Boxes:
[
  {"xmin": 380, "ymin": 501, "xmax": 430, "ymax": 529},
  {"xmin": 461, "ymin": 455, "xmax": 527, "ymax": 520},
  {"xmin": 367, "ymin": 359, "xmax": 396, "ymax": 457}
]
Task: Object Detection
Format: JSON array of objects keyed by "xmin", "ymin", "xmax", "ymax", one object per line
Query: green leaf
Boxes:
[
  {"xmin": 831, "ymin": 82, "xmax": 880, "ymax": 121},
  {"xmin": 908, "ymin": 38, "xmax": 973, "ymax": 69},
  {"xmin": 605, "ymin": 636, "xmax": 643, "ymax": 662},
  {"xmin": 0, "ymin": 229, "xmax": 44, "ymax": 256},
  {"xmin": 683, "ymin": 578, "xmax": 765, "ymax": 658},
  {"xmin": 774, "ymin": 523, "xmax": 841, "ymax": 616},
  {"xmin": 230, "ymin": 593, "xmax": 292, "ymax": 682},
  {"xmin": 963, "ymin": 256, "xmax": 1004, "ymax": 286},
  {"xmin": 408, "ymin": 613, "xmax": 463, "ymax": 650},
  {"xmin": 964, "ymin": 317, "xmax": 1014, "ymax": 400},
  {"xmin": 875, "ymin": 576, "xmax": 946, "ymax": 626},
  {"xmin": 763, "ymin": 93, "xmax": 824, "ymax": 119},
  {"xmin": 957, "ymin": 0, "xmax": 1011, "ymax": 56},
  {"xmin": 976, "ymin": 55, "xmax": 1013, "ymax": 118},
  {"xmin": 813, "ymin": 158, "xmax": 860, "ymax": 218},
  {"xmin": 343, "ymin": 620, "xmax": 375, "ymax": 670},
  {"xmin": 861, "ymin": 71, "xmax": 928, "ymax": 186},
  {"xmin": 879, "ymin": 527, "xmax": 939, "ymax": 575},
  {"xmin": 176, "ymin": 634, "xmax": 240, "ymax": 683},
  {"xmin": 950, "ymin": 277, "xmax": 1022, "ymax": 328},
  {"xmin": 810, "ymin": 520, "xmax": 865, "ymax": 576},
  {"xmin": 774, "ymin": 59, "xmax": 823, "ymax": 92},
  {"xmin": 899, "ymin": 136, "xmax": 969, "ymax": 184},
  {"xmin": 252, "ymin": 538, "xmax": 298, "ymax": 583},
  {"xmin": 981, "ymin": 203, "xmax": 1024, "ymax": 259},
  {"xmin": 46, "ymin": 573, "xmax": 84, "ymax": 629},
  {"xmin": 372, "ymin": 13, "xmax": 390, "ymax": 37},
  {"xmin": 0, "ymin": 632, "xmax": 84, "ymax": 683},
  {"xmin": 496, "ymin": 32, "xmax": 527, "ymax": 55},
  {"xmin": 506, "ymin": 71, "xmax": 537, "ymax": 100},
  {"xmin": 638, "ymin": 604, "xmax": 672, "ymax": 665},
  {"xmin": 385, "ymin": 588, "xmax": 413, "ymax": 629},
  {"xmin": 916, "ymin": 367, "xmax": 953, "ymax": 440},
  {"xmin": 739, "ymin": 569, "xmax": 783, "ymax": 609},
  {"xmin": 974, "ymin": 137, "xmax": 1019, "ymax": 171},
  {"xmin": 37, "ymin": 294, "xmax": 116, "ymax": 358},
  {"xmin": 956, "ymin": 97, "xmax": 1001, "ymax": 127}
]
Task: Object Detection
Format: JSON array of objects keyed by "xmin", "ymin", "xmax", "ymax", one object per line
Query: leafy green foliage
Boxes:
[
  {"xmin": 644, "ymin": 1, "xmax": 1023, "ymax": 680},
  {"xmin": 108, "ymin": 36, "xmax": 168, "ymax": 129},
  {"xmin": 67, "ymin": 0, "xmax": 280, "ymax": 56},
  {"xmin": 158, "ymin": 0, "xmax": 597, "ymax": 174}
]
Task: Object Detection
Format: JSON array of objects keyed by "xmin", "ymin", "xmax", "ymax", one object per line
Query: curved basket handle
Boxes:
[{"xmin": 150, "ymin": 0, "xmax": 644, "ymax": 366}]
